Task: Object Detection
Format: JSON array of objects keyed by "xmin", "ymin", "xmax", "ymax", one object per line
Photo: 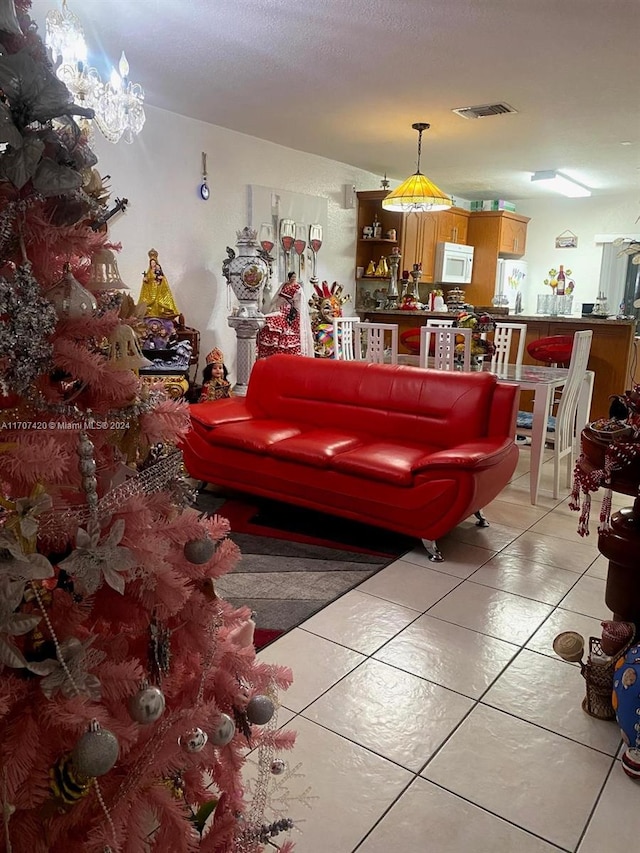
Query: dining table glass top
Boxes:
[{"xmin": 479, "ymin": 362, "xmax": 571, "ymax": 385}]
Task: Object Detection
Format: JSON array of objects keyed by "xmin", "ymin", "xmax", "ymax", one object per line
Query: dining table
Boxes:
[{"xmin": 398, "ymin": 355, "xmax": 595, "ymax": 505}]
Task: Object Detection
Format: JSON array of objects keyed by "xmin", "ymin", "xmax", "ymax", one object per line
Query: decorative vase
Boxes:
[{"xmin": 223, "ymin": 227, "xmax": 269, "ymax": 396}]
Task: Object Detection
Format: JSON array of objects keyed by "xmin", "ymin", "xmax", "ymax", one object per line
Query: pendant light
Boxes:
[{"xmin": 382, "ymin": 123, "xmax": 452, "ymax": 212}]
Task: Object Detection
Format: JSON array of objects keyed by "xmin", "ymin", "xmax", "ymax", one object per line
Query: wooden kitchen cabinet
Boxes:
[
  {"xmin": 465, "ymin": 210, "xmax": 530, "ymax": 308},
  {"xmin": 498, "ymin": 214, "xmax": 527, "ymax": 255},
  {"xmin": 400, "ymin": 212, "xmax": 438, "ymax": 285},
  {"xmin": 355, "ymin": 192, "xmax": 473, "ymax": 307},
  {"xmin": 436, "ymin": 208, "xmax": 470, "ymax": 245}
]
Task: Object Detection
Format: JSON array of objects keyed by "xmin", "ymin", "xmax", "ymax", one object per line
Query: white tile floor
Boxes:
[{"xmin": 256, "ymin": 449, "xmax": 637, "ymax": 853}]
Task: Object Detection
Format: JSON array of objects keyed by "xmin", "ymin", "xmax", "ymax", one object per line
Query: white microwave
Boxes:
[{"xmin": 434, "ymin": 242, "xmax": 474, "ymax": 285}]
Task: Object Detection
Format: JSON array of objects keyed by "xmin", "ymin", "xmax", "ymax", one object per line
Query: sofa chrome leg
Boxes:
[
  {"xmin": 421, "ymin": 539, "xmax": 444, "ymax": 562},
  {"xmin": 474, "ymin": 510, "xmax": 490, "ymax": 528}
]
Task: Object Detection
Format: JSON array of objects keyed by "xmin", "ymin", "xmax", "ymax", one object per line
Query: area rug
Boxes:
[{"xmin": 195, "ymin": 489, "xmax": 413, "ymax": 648}]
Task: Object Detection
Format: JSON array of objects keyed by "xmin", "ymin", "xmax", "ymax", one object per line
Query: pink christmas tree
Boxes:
[{"xmin": 0, "ymin": 2, "xmax": 295, "ymax": 851}]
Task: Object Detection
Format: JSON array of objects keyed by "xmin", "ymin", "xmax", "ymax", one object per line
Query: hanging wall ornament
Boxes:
[
  {"xmin": 246, "ymin": 695, "xmax": 275, "ymax": 725},
  {"xmin": 71, "ymin": 720, "xmax": 119, "ymax": 777},
  {"xmin": 178, "ymin": 727, "xmax": 208, "ymax": 753},
  {"xmin": 128, "ymin": 681, "xmax": 166, "ymax": 724},
  {"xmin": 45, "ymin": 264, "xmax": 97, "ymax": 319},
  {"xmin": 270, "ymin": 759, "xmax": 286, "ymax": 776},
  {"xmin": 183, "ymin": 536, "xmax": 216, "ymax": 565},
  {"xmin": 210, "ymin": 712, "xmax": 235, "ymax": 747}
]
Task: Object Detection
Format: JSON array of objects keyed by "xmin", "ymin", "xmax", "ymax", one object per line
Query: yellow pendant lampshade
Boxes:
[{"xmin": 382, "ymin": 123, "xmax": 452, "ymax": 212}]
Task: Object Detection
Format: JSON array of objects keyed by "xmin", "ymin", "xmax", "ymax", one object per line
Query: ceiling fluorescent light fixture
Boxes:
[
  {"xmin": 382, "ymin": 123, "xmax": 452, "ymax": 212},
  {"xmin": 530, "ymin": 170, "xmax": 591, "ymax": 198}
]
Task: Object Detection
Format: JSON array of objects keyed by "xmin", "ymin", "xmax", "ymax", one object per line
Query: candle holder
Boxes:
[{"xmin": 383, "ymin": 247, "xmax": 401, "ymax": 310}]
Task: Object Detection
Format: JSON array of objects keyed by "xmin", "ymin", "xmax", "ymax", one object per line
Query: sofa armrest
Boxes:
[
  {"xmin": 416, "ymin": 437, "xmax": 516, "ymax": 472},
  {"xmin": 189, "ymin": 399, "xmax": 253, "ymax": 430}
]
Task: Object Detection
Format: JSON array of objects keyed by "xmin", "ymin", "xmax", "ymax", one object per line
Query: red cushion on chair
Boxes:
[{"xmin": 527, "ymin": 335, "xmax": 574, "ymax": 365}]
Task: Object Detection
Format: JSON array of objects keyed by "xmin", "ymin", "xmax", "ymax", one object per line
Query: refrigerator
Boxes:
[{"xmin": 495, "ymin": 259, "xmax": 528, "ymax": 314}]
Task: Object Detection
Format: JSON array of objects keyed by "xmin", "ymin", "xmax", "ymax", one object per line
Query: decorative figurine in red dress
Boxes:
[{"xmin": 256, "ymin": 272, "xmax": 314, "ymax": 359}]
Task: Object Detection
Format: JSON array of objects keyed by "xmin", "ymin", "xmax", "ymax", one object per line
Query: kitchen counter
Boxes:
[{"xmin": 360, "ymin": 311, "xmax": 636, "ymax": 420}]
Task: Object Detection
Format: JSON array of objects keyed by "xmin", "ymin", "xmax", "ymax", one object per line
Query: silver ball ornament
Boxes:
[
  {"xmin": 270, "ymin": 759, "xmax": 286, "ymax": 775},
  {"xmin": 178, "ymin": 727, "xmax": 208, "ymax": 753},
  {"xmin": 79, "ymin": 458, "xmax": 96, "ymax": 476},
  {"xmin": 128, "ymin": 684, "xmax": 166, "ymax": 724},
  {"xmin": 246, "ymin": 695, "xmax": 275, "ymax": 725},
  {"xmin": 71, "ymin": 723, "xmax": 119, "ymax": 777},
  {"xmin": 210, "ymin": 712, "xmax": 235, "ymax": 746},
  {"xmin": 183, "ymin": 537, "xmax": 216, "ymax": 564}
]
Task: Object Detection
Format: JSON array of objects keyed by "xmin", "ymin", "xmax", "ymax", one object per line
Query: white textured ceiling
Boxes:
[{"xmin": 30, "ymin": 0, "xmax": 640, "ymax": 200}]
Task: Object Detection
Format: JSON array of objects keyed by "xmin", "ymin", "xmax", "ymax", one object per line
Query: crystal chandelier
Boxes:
[{"xmin": 45, "ymin": 0, "xmax": 145, "ymax": 144}]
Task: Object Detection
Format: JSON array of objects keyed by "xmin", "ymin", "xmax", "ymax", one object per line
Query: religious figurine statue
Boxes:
[
  {"xmin": 140, "ymin": 249, "xmax": 179, "ymax": 318},
  {"xmin": 199, "ymin": 347, "xmax": 232, "ymax": 401}
]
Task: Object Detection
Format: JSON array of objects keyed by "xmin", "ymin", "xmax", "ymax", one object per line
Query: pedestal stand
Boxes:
[
  {"xmin": 222, "ymin": 227, "xmax": 269, "ymax": 396},
  {"xmin": 577, "ymin": 427, "xmax": 640, "ymax": 632},
  {"xmin": 599, "ymin": 494, "xmax": 640, "ymax": 630}
]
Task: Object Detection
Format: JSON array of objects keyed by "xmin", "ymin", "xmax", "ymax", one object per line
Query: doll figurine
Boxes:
[
  {"xmin": 256, "ymin": 272, "xmax": 314, "ymax": 359},
  {"xmin": 199, "ymin": 347, "xmax": 232, "ymax": 401}
]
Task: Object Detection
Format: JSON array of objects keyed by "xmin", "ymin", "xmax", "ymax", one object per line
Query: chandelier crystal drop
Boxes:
[{"xmin": 45, "ymin": 1, "xmax": 145, "ymax": 144}]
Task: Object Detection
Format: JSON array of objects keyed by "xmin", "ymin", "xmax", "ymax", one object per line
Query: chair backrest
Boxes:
[
  {"xmin": 426, "ymin": 318, "xmax": 456, "ymax": 328},
  {"xmin": 491, "ymin": 322, "xmax": 527, "ymax": 370},
  {"xmin": 356, "ymin": 322, "xmax": 399, "ymax": 364},
  {"xmin": 332, "ymin": 316, "xmax": 359, "ymax": 360},
  {"xmin": 419, "ymin": 326, "xmax": 472, "ymax": 371},
  {"xmin": 554, "ymin": 330, "xmax": 593, "ymax": 453}
]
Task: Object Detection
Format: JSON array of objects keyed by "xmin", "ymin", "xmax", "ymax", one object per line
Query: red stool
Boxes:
[
  {"xmin": 527, "ymin": 335, "xmax": 574, "ymax": 368},
  {"xmin": 400, "ymin": 328, "xmax": 421, "ymax": 355}
]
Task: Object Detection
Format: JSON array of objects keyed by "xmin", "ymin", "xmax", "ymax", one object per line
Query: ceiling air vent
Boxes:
[{"xmin": 452, "ymin": 102, "xmax": 518, "ymax": 120}]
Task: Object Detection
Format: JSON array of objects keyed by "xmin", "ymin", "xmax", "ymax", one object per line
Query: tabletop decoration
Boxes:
[{"xmin": 455, "ymin": 311, "xmax": 496, "ymax": 363}]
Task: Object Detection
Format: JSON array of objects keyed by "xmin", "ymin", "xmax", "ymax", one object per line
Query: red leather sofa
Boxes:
[{"xmin": 181, "ymin": 355, "xmax": 519, "ymax": 561}]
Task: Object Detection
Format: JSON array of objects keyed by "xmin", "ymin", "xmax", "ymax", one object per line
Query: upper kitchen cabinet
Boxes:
[
  {"xmin": 436, "ymin": 208, "xmax": 470, "ymax": 245},
  {"xmin": 497, "ymin": 213, "xmax": 528, "ymax": 255},
  {"xmin": 465, "ymin": 210, "xmax": 531, "ymax": 307},
  {"xmin": 401, "ymin": 212, "xmax": 438, "ymax": 284}
]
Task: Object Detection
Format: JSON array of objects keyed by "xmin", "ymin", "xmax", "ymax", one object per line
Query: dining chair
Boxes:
[
  {"xmin": 549, "ymin": 329, "xmax": 593, "ymax": 498},
  {"xmin": 419, "ymin": 326, "xmax": 472, "ymax": 371},
  {"xmin": 490, "ymin": 322, "xmax": 527, "ymax": 370},
  {"xmin": 425, "ymin": 318, "xmax": 456, "ymax": 328},
  {"xmin": 332, "ymin": 316, "xmax": 359, "ymax": 360},
  {"xmin": 356, "ymin": 322, "xmax": 399, "ymax": 364},
  {"xmin": 516, "ymin": 330, "xmax": 593, "ymax": 499}
]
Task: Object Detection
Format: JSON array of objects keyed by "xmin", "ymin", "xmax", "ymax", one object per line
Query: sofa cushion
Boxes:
[
  {"xmin": 332, "ymin": 442, "xmax": 440, "ymax": 486},
  {"xmin": 209, "ymin": 420, "xmax": 302, "ymax": 452},
  {"xmin": 269, "ymin": 429, "xmax": 364, "ymax": 468},
  {"xmin": 189, "ymin": 398, "xmax": 253, "ymax": 430},
  {"xmin": 247, "ymin": 356, "xmax": 495, "ymax": 447}
]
